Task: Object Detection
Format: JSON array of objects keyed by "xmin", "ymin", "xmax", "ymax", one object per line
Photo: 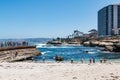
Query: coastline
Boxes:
[{"xmin": 0, "ymin": 42, "xmax": 120, "ymax": 80}]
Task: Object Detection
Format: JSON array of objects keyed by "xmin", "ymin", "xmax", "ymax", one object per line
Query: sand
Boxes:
[{"xmin": 0, "ymin": 62, "xmax": 120, "ymax": 80}]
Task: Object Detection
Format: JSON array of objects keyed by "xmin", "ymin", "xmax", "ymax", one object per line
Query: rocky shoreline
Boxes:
[
  {"xmin": 0, "ymin": 46, "xmax": 41, "ymax": 62},
  {"xmin": 83, "ymin": 40, "xmax": 120, "ymax": 52},
  {"xmin": 48, "ymin": 37, "xmax": 120, "ymax": 52}
]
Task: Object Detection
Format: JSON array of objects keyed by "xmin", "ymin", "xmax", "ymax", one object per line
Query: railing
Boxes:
[{"xmin": 0, "ymin": 41, "xmax": 34, "ymax": 49}]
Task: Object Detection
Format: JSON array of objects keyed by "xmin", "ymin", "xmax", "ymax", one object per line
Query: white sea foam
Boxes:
[
  {"xmin": 35, "ymin": 43, "xmax": 83, "ymax": 48},
  {"xmin": 101, "ymin": 51, "xmax": 111, "ymax": 53},
  {"xmin": 36, "ymin": 43, "xmax": 47, "ymax": 48},
  {"xmin": 41, "ymin": 51, "xmax": 51, "ymax": 55},
  {"xmin": 40, "ymin": 46, "xmax": 76, "ymax": 48},
  {"xmin": 36, "ymin": 43, "xmax": 77, "ymax": 48},
  {"xmin": 88, "ymin": 52, "xmax": 96, "ymax": 54}
]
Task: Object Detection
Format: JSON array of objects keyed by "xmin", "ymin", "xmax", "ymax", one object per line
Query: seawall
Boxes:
[{"xmin": 0, "ymin": 46, "xmax": 41, "ymax": 62}]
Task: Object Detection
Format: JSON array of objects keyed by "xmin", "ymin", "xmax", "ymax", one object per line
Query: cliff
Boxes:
[{"xmin": 0, "ymin": 46, "xmax": 40, "ymax": 62}]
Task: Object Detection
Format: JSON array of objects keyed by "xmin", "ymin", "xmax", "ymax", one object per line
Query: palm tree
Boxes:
[
  {"xmin": 67, "ymin": 35, "xmax": 73, "ymax": 39},
  {"xmin": 88, "ymin": 29, "xmax": 98, "ymax": 38},
  {"xmin": 88, "ymin": 29, "xmax": 97, "ymax": 33},
  {"xmin": 73, "ymin": 30, "xmax": 84, "ymax": 38}
]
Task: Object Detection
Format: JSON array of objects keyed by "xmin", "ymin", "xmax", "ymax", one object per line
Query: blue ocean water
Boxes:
[{"xmin": 35, "ymin": 45, "xmax": 120, "ymax": 62}]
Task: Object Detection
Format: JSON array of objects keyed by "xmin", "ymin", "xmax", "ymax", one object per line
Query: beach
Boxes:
[{"xmin": 0, "ymin": 62, "xmax": 119, "ymax": 80}]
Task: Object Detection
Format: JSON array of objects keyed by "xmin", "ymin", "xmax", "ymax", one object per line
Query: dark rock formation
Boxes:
[
  {"xmin": 112, "ymin": 43, "xmax": 120, "ymax": 52},
  {"xmin": 54, "ymin": 55, "xmax": 64, "ymax": 62},
  {"xmin": 104, "ymin": 43, "xmax": 120, "ymax": 52}
]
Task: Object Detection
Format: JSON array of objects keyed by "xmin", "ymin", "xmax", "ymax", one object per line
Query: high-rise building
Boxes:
[{"xmin": 98, "ymin": 4, "xmax": 120, "ymax": 36}]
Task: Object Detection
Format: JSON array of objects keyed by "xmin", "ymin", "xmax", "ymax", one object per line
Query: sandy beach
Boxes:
[{"xmin": 0, "ymin": 62, "xmax": 119, "ymax": 80}]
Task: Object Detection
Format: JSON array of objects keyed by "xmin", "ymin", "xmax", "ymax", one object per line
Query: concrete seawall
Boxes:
[{"xmin": 0, "ymin": 46, "xmax": 41, "ymax": 62}]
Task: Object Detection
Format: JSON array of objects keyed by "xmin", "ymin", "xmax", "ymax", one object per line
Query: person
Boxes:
[
  {"xmin": 93, "ymin": 58, "xmax": 95, "ymax": 63},
  {"xmin": 85, "ymin": 51, "xmax": 88, "ymax": 54},
  {"xmin": 71, "ymin": 58, "xmax": 74, "ymax": 63},
  {"xmin": 15, "ymin": 52, "xmax": 18, "ymax": 57},
  {"xmin": 80, "ymin": 58, "xmax": 84, "ymax": 63},
  {"xmin": 54, "ymin": 55, "xmax": 58, "ymax": 62},
  {"xmin": 103, "ymin": 59, "xmax": 107, "ymax": 63},
  {"xmin": 89, "ymin": 58, "xmax": 92, "ymax": 63},
  {"xmin": 100, "ymin": 59, "xmax": 103, "ymax": 63},
  {"xmin": 42, "ymin": 57, "xmax": 45, "ymax": 63},
  {"xmin": 31, "ymin": 57, "xmax": 34, "ymax": 61}
]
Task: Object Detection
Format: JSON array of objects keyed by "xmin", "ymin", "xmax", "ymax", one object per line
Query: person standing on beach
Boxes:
[
  {"xmin": 100, "ymin": 59, "xmax": 102, "ymax": 63},
  {"xmin": 103, "ymin": 58, "xmax": 107, "ymax": 63},
  {"xmin": 71, "ymin": 58, "xmax": 74, "ymax": 63},
  {"xmin": 93, "ymin": 57, "xmax": 95, "ymax": 63},
  {"xmin": 80, "ymin": 58, "xmax": 84, "ymax": 63},
  {"xmin": 42, "ymin": 57, "xmax": 45, "ymax": 63},
  {"xmin": 89, "ymin": 58, "xmax": 92, "ymax": 63}
]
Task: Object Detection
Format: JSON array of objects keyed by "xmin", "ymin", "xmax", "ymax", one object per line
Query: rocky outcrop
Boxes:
[
  {"xmin": 0, "ymin": 46, "xmax": 40, "ymax": 62},
  {"xmin": 99, "ymin": 42, "xmax": 113, "ymax": 47},
  {"xmin": 83, "ymin": 41, "xmax": 90, "ymax": 46},
  {"xmin": 105, "ymin": 46, "xmax": 114, "ymax": 52},
  {"xmin": 83, "ymin": 41, "xmax": 120, "ymax": 52},
  {"xmin": 105, "ymin": 44, "xmax": 120, "ymax": 52},
  {"xmin": 112, "ymin": 43, "xmax": 120, "ymax": 52}
]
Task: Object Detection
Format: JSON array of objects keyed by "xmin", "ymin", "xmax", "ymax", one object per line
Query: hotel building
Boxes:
[{"xmin": 98, "ymin": 4, "xmax": 120, "ymax": 36}]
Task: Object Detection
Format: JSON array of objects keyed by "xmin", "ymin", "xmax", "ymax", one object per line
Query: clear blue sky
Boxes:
[{"xmin": 0, "ymin": 0, "xmax": 120, "ymax": 39}]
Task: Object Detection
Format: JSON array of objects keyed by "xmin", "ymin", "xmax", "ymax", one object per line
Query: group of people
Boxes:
[
  {"xmin": 41, "ymin": 56, "xmax": 107, "ymax": 64},
  {"xmin": 0, "ymin": 41, "xmax": 29, "ymax": 48},
  {"xmin": 71, "ymin": 58, "xmax": 107, "ymax": 64}
]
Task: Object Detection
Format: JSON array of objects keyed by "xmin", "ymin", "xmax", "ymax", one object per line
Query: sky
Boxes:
[{"xmin": 0, "ymin": 0, "xmax": 120, "ymax": 39}]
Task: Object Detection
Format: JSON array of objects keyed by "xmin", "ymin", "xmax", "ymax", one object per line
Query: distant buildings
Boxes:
[{"xmin": 98, "ymin": 4, "xmax": 120, "ymax": 36}]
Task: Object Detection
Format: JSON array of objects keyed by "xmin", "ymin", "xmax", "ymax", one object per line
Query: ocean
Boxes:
[
  {"xmin": 35, "ymin": 44, "xmax": 120, "ymax": 62},
  {"xmin": 1, "ymin": 38, "xmax": 120, "ymax": 62}
]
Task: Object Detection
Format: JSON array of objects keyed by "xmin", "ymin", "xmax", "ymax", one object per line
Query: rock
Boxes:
[
  {"xmin": 113, "ymin": 43, "xmax": 120, "ymax": 52},
  {"xmin": 54, "ymin": 55, "xmax": 64, "ymax": 62},
  {"xmin": 90, "ymin": 41, "xmax": 99, "ymax": 47},
  {"xmin": 83, "ymin": 41, "xmax": 90, "ymax": 46},
  {"xmin": 99, "ymin": 42, "xmax": 113, "ymax": 47},
  {"xmin": 114, "ymin": 43, "xmax": 120, "ymax": 47},
  {"xmin": 105, "ymin": 46, "xmax": 114, "ymax": 52},
  {"xmin": 0, "ymin": 46, "xmax": 41, "ymax": 62}
]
